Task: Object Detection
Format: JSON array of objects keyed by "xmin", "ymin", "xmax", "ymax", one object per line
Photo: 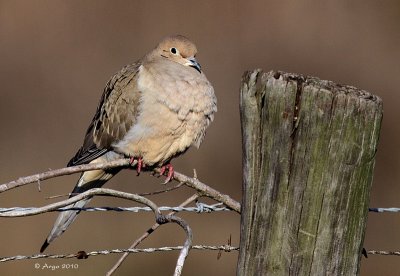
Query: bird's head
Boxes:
[{"xmin": 152, "ymin": 35, "xmax": 202, "ymax": 73}]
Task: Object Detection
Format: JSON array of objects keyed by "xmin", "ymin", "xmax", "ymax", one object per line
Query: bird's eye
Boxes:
[{"xmin": 170, "ymin": 47, "xmax": 178, "ymax": 54}]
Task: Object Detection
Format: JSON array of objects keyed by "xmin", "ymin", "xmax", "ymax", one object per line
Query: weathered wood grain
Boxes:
[{"xmin": 237, "ymin": 70, "xmax": 383, "ymax": 275}]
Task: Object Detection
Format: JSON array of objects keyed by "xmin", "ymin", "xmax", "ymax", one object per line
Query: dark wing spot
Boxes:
[{"xmin": 95, "ymin": 121, "xmax": 101, "ymax": 131}]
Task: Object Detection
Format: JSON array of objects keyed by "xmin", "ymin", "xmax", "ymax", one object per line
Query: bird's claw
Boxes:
[
  {"xmin": 130, "ymin": 157, "xmax": 144, "ymax": 175},
  {"xmin": 160, "ymin": 164, "xmax": 174, "ymax": 184}
]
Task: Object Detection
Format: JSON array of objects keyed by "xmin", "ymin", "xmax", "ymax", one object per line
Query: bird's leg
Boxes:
[
  {"xmin": 137, "ymin": 157, "xmax": 144, "ymax": 175},
  {"xmin": 159, "ymin": 163, "xmax": 174, "ymax": 184},
  {"xmin": 130, "ymin": 156, "xmax": 144, "ymax": 175}
]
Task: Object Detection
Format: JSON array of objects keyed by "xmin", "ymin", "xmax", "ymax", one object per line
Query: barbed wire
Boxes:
[
  {"xmin": 0, "ymin": 159, "xmax": 242, "ymax": 275},
  {"xmin": 2, "ymin": 205, "xmax": 394, "ymax": 214},
  {"xmin": 366, "ymin": 250, "xmax": 400, "ymax": 256},
  {"xmin": 0, "ymin": 245, "xmax": 239, "ymax": 263},
  {"xmin": 0, "ymin": 158, "xmax": 241, "ymax": 213},
  {"xmin": 1, "ymin": 156, "xmax": 398, "ymax": 271},
  {"xmin": 2, "ymin": 245, "xmax": 398, "ymax": 263},
  {"xmin": 365, "ymin": 208, "xmax": 400, "ymax": 257},
  {"xmin": 369, "ymin": 207, "xmax": 400, "ymax": 213},
  {"xmin": 0, "ymin": 202, "xmax": 231, "ymax": 215}
]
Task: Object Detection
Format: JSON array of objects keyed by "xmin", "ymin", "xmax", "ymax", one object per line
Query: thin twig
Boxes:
[
  {"xmin": 46, "ymin": 182, "xmax": 184, "ymax": 199},
  {"xmin": 107, "ymin": 194, "xmax": 199, "ymax": 276},
  {"xmin": 155, "ymin": 168, "xmax": 241, "ymax": 213},
  {"xmin": 139, "ymin": 182, "xmax": 184, "ymax": 196},
  {"xmin": 46, "ymin": 193, "xmax": 77, "ymax": 199}
]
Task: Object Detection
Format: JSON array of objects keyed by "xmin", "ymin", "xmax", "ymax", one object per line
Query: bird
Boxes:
[{"xmin": 40, "ymin": 35, "xmax": 217, "ymax": 253}]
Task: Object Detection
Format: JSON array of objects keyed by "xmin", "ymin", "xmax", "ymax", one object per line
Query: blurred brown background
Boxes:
[{"xmin": 0, "ymin": 1, "xmax": 399, "ymax": 275}]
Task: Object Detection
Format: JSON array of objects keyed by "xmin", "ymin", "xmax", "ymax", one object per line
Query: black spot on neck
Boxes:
[{"xmin": 190, "ymin": 65, "xmax": 202, "ymax": 74}]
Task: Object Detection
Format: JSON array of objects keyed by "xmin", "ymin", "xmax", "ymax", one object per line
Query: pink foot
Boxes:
[
  {"xmin": 130, "ymin": 157, "xmax": 144, "ymax": 175},
  {"xmin": 159, "ymin": 164, "xmax": 174, "ymax": 184}
]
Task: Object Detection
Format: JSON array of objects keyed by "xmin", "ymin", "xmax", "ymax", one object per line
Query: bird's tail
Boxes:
[{"xmin": 40, "ymin": 156, "xmax": 122, "ymax": 253}]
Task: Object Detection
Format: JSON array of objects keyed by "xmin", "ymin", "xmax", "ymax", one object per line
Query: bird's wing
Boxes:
[{"xmin": 67, "ymin": 62, "xmax": 142, "ymax": 167}]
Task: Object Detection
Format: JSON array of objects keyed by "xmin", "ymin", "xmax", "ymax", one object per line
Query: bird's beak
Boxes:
[{"xmin": 186, "ymin": 57, "xmax": 202, "ymax": 73}]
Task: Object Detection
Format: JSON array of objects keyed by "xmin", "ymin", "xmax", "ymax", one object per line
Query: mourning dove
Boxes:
[{"xmin": 40, "ymin": 35, "xmax": 217, "ymax": 252}]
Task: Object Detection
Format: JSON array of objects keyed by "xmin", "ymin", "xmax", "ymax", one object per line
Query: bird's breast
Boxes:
[{"xmin": 112, "ymin": 63, "xmax": 216, "ymax": 166}]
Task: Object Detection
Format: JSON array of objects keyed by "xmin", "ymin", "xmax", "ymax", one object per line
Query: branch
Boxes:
[
  {"xmin": 0, "ymin": 203, "xmax": 231, "ymax": 214},
  {"xmin": 107, "ymin": 194, "xmax": 199, "ymax": 276},
  {"xmin": 0, "ymin": 159, "xmax": 132, "ymax": 193},
  {"xmin": 161, "ymin": 169, "xmax": 241, "ymax": 213},
  {"xmin": 0, "ymin": 188, "xmax": 157, "ymax": 217},
  {"xmin": 0, "ymin": 187, "xmax": 193, "ymax": 275},
  {"xmin": 0, "ymin": 158, "xmax": 240, "ymax": 275},
  {"xmin": 159, "ymin": 214, "xmax": 192, "ymax": 276},
  {"xmin": 0, "ymin": 158, "xmax": 241, "ymax": 212}
]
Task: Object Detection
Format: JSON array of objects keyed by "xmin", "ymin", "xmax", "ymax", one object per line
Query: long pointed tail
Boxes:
[
  {"xmin": 40, "ymin": 194, "xmax": 92, "ymax": 253},
  {"xmin": 40, "ymin": 154, "xmax": 122, "ymax": 253}
]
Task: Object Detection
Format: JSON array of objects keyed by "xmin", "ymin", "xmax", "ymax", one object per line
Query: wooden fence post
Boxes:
[{"xmin": 237, "ymin": 70, "xmax": 383, "ymax": 275}]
